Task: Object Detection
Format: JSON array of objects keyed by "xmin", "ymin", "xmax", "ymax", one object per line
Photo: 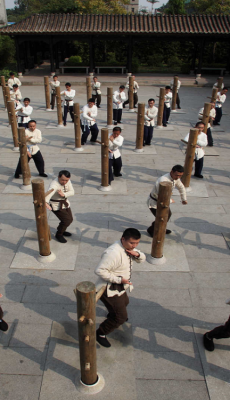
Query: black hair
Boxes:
[
  {"xmin": 58, "ymin": 170, "xmax": 71, "ymax": 178},
  {"xmin": 195, "ymin": 121, "xmax": 204, "ymax": 128},
  {"xmin": 53, "ymin": 75, "xmax": 58, "ymax": 78},
  {"xmin": 113, "ymin": 127, "xmax": 121, "ymax": 133},
  {"xmin": 13, "ymin": 84, "xmax": 18, "ymax": 88},
  {"xmin": 165, "ymin": 86, "xmax": 171, "ymax": 90},
  {"xmin": 148, "ymin": 98, "xmax": 155, "ymax": 102},
  {"xmin": 122, "ymin": 228, "xmax": 141, "ymax": 240},
  {"xmin": 223, "ymin": 87, "xmax": 228, "ymax": 90},
  {"xmin": 28, "ymin": 120, "xmax": 36, "ymax": 125},
  {"xmin": 65, "ymin": 82, "xmax": 71, "ymax": 87},
  {"xmin": 9, "ymin": 72, "xmax": 14, "ymax": 76},
  {"xmin": 23, "ymin": 98, "xmax": 30, "ymax": 102},
  {"xmin": 93, "ymin": 76, "xmax": 98, "ymax": 79},
  {"xmin": 88, "ymin": 98, "xmax": 95, "ymax": 103},
  {"xmin": 172, "ymin": 165, "xmax": 184, "ymax": 173},
  {"xmin": 119, "ymin": 85, "xmax": 125, "ymax": 89}
]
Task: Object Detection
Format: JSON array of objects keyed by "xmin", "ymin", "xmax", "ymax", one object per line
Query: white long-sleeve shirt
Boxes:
[
  {"xmin": 15, "ymin": 104, "xmax": 33, "ymax": 124},
  {"xmin": 95, "ymin": 240, "xmax": 146, "ymax": 297},
  {"xmin": 147, "ymin": 172, "xmax": 187, "ymax": 209},
  {"xmin": 45, "ymin": 178, "xmax": 74, "ymax": 211},
  {"xmin": 113, "ymin": 91, "xmax": 126, "ymax": 109},
  {"xmin": 50, "ymin": 80, "xmax": 60, "ymax": 93},
  {"xmin": 8, "ymin": 77, "xmax": 21, "ymax": 90},
  {"xmin": 60, "ymin": 89, "xmax": 75, "ymax": 106},
  {"xmin": 184, "ymin": 131, "xmax": 207, "ymax": 160},
  {"xmin": 164, "ymin": 92, "xmax": 172, "ymax": 108},
  {"xmin": 92, "ymin": 81, "xmax": 101, "ymax": 95},
  {"xmin": 125, "ymin": 80, "xmax": 139, "ymax": 93},
  {"xmin": 213, "ymin": 82, "xmax": 224, "ymax": 90},
  {"xmin": 215, "ymin": 92, "xmax": 226, "ymax": 108},
  {"xmin": 144, "ymin": 106, "xmax": 158, "ymax": 126},
  {"xmin": 109, "ymin": 134, "xmax": 124, "ymax": 159},
  {"xmin": 10, "ymin": 89, "xmax": 22, "ymax": 103},
  {"xmin": 170, "ymin": 79, "xmax": 181, "ymax": 92},
  {"xmin": 81, "ymin": 104, "xmax": 97, "ymax": 127},
  {"xmin": 25, "ymin": 128, "xmax": 42, "ymax": 155},
  {"xmin": 198, "ymin": 107, "xmax": 216, "ymax": 128}
]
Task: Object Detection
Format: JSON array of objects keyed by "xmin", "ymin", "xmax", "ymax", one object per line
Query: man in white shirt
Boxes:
[
  {"xmin": 147, "ymin": 165, "xmax": 187, "ymax": 237},
  {"xmin": 45, "ymin": 170, "xmax": 74, "ymax": 243},
  {"xmin": 10, "ymin": 84, "xmax": 22, "ymax": 106},
  {"xmin": 95, "ymin": 228, "xmax": 146, "ymax": 347},
  {"xmin": 7, "ymin": 72, "xmax": 21, "ymax": 90},
  {"xmin": 92, "ymin": 76, "xmax": 101, "ymax": 108},
  {"xmin": 170, "ymin": 75, "xmax": 181, "ymax": 109},
  {"xmin": 183, "ymin": 121, "xmax": 207, "ymax": 179},
  {"xmin": 14, "ymin": 120, "xmax": 47, "ymax": 179},
  {"xmin": 213, "ymin": 88, "xmax": 228, "ymax": 126},
  {"xmin": 61, "ymin": 82, "xmax": 75, "ymax": 126},
  {"xmin": 109, "ymin": 127, "xmax": 124, "ymax": 184},
  {"xmin": 113, "ymin": 85, "xmax": 126, "ymax": 125},
  {"xmin": 198, "ymin": 102, "xmax": 216, "ymax": 146},
  {"xmin": 16, "ymin": 97, "xmax": 33, "ymax": 128},
  {"xmin": 213, "ymin": 81, "xmax": 224, "ymax": 90},
  {"xmin": 144, "ymin": 98, "xmax": 158, "ymax": 146},
  {"xmin": 50, "ymin": 75, "xmax": 60, "ymax": 109},
  {"xmin": 123, "ymin": 75, "xmax": 139, "ymax": 108},
  {"xmin": 162, "ymin": 86, "xmax": 172, "ymax": 127},
  {"xmin": 81, "ymin": 98, "xmax": 99, "ymax": 145}
]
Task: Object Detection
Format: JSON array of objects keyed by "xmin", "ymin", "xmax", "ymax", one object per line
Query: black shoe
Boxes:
[
  {"xmin": 114, "ymin": 121, "xmax": 117, "ymax": 125},
  {"xmin": 166, "ymin": 229, "xmax": 172, "ymax": 234},
  {"xmin": 146, "ymin": 143, "xmax": 151, "ymax": 146},
  {"xmin": 39, "ymin": 173, "xmax": 48, "ymax": 178},
  {"xmin": 147, "ymin": 228, "xmax": 153, "ymax": 238},
  {"xmin": 194, "ymin": 174, "xmax": 203, "ymax": 179},
  {"xmin": 63, "ymin": 231, "xmax": 72, "ymax": 237},
  {"xmin": 163, "ymin": 124, "xmax": 167, "ymax": 127},
  {"xmin": 81, "ymin": 142, "xmax": 85, "ymax": 146},
  {"xmin": 63, "ymin": 123, "xmax": 67, "ymax": 126},
  {"xmin": 55, "ymin": 234, "xmax": 67, "ymax": 243},
  {"xmin": 203, "ymin": 333, "xmax": 215, "ymax": 351},
  {"xmin": 0, "ymin": 319, "xmax": 8, "ymax": 332},
  {"xmin": 96, "ymin": 330, "xmax": 111, "ymax": 348},
  {"xmin": 115, "ymin": 173, "xmax": 122, "ymax": 177},
  {"xmin": 178, "ymin": 106, "xmax": 181, "ymax": 109},
  {"xmin": 134, "ymin": 106, "xmax": 137, "ymax": 108},
  {"xmin": 14, "ymin": 174, "xmax": 20, "ymax": 179},
  {"xmin": 97, "ymin": 106, "xmax": 101, "ymax": 108}
]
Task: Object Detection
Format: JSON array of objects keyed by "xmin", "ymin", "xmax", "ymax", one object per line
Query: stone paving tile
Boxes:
[
  {"xmin": 9, "ymin": 323, "xmax": 52, "ymax": 349},
  {"xmin": 0, "ymin": 375, "xmax": 42, "ymax": 400},
  {"xmin": 0, "ymin": 346, "xmax": 48, "ymax": 375}
]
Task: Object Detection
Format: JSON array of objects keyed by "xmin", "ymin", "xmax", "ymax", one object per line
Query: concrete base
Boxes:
[
  {"xmin": 134, "ymin": 148, "xmax": 144, "ymax": 153},
  {"xmin": 20, "ymin": 184, "xmax": 32, "ymax": 192},
  {"xmin": 10, "ymin": 226, "xmax": 80, "ymax": 270},
  {"xmin": 129, "ymin": 109, "xmax": 135, "ymax": 113},
  {"xmin": 82, "ymin": 173, "xmax": 127, "ymax": 195},
  {"xmin": 37, "ymin": 252, "xmax": 56, "ymax": 264},
  {"xmin": 172, "ymin": 180, "xmax": 209, "ymax": 198},
  {"xmin": 61, "ymin": 147, "xmax": 95, "ymax": 154},
  {"xmin": 171, "ymin": 110, "xmax": 186, "ymax": 114},
  {"xmin": 106, "ymin": 124, "xmax": 114, "ymax": 129},
  {"xmin": 147, "ymin": 254, "xmax": 166, "ymax": 265},
  {"xmin": 75, "ymin": 372, "xmax": 105, "ymax": 394},
  {"xmin": 46, "ymin": 109, "xmax": 54, "ymax": 112},
  {"xmin": 74, "ymin": 147, "xmax": 84, "ymax": 152},
  {"xmin": 13, "ymin": 147, "xmax": 19, "ymax": 152},
  {"xmin": 155, "ymin": 125, "xmax": 175, "ymax": 131},
  {"xmin": 98, "ymin": 185, "xmax": 112, "ymax": 192}
]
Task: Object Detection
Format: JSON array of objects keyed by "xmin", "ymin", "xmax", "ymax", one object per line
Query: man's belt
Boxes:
[
  {"xmin": 150, "ymin": 194, "xmax": 158, "ymax": 201},
  {"xmin": 51, "ymin": 199, "xmax": 69, "ymax": 210}
]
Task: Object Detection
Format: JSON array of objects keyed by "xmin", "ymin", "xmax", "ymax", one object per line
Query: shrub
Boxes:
[{"xmin": 65, "ymin": 55, "xmax": 83, "ymax": 66}]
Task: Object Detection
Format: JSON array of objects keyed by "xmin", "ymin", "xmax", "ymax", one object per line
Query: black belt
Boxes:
[{"xmin": 150, "ymin": 194, "xmax": 158, "ymax": 201}]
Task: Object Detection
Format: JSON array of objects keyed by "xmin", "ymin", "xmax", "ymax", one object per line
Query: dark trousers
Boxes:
[
  {"xmin": 81, "ymin": 124, "xmax": 99, "ymax": 144},
  {"xmin": 18, "ymin": 122, "xmax": 29, "ymax": 129},
  {"xmin": 98, "ymin": 290, "xmax": 129, "ymax": 335},
  {"xmin": 63, "ymin": 105, "xmax": 74, "ymax": 124},
  {"xmin": 213, "ymin": 107, "xmax": 222, "ymax": 124},
  {"xmin": 92, "ymin": 94, "xmax": 101, "ymax": 107},
  {"xmin": 52, "ymin": 207, "xmax": 73, "ymax": 235},
  {"xmin": 15, "ymin": 151, "xmax": 45, "ymax": 176},
  {"xmin": 50, "ymin": 93, "xmax": 56, "ymax": 109},
  {"xmin": 144, "ymin": 126, "xmax": 154, "ymax": 145},
  {"xmin": 194, "ymin": 157, "xmax": 204, "ymax": 176},
  {"xmin": 208, "ymin": 315, "xmax": 230, "ymax": 339},
  {"xmin": 176, "ymin": 93, "xmax": 180, "ymax": 108},
  {"xmin": 123, "ymin": 92, "xmax": 138, "ymax": 107},
  {"xmin": 113, "ymin": 109, "xmax": 122, "ymax": 123},
  {"xmin": 147, "ymin": 206, "xmax": 172, "ymax": 237},
  {"xmin": 207, "ymin": 127, "xmax": 213, "ymax": 146},
  {"xmin": 109, "ymin": 156, "xmax": 122, "ymax": 184},
  {"xmin": 162, "ymin": 105, "xmax": 171, "ymax": 125}
]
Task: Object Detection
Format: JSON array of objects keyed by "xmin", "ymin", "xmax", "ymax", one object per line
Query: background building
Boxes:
[{"xmin": 124, "ymin": 0, "xmax": 139, "ymax": 13}]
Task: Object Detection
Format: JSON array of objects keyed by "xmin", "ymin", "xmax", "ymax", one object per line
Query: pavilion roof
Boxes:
[{"xmin": 1, "ymin": 13, "xmax": 230, "ymax": 35}]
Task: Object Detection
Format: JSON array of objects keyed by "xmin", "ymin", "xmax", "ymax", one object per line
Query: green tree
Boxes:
[
  {"xmin": 164, "ymin": 0, "xmax": 185, "ymax": 14},
  {"xmin": 190, "ymin": 0, "xmax": 230, "ymax": 13}
]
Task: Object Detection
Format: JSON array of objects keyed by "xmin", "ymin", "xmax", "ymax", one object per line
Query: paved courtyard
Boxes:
[{"xmin": 0, "ymin": 77, "xmax": 230, "ymax": 400}]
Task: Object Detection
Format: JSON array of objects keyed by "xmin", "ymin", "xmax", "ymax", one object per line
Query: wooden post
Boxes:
[
  {"xmin": 7, "ymin": 101, "xmax": 19, "ymax": 150},
  {"xmin": 86, "ymin": 77, "xmax": 92, "ymax": 101},
  {"xmin": 134, "ymin": 103, "xmax": 145, "ymax": 153},
  {"xmin": 211, "ymin": 88, "xmax": 218, "ymax": 103},
  {"xmin": 181, "ymin": 128, "xmax": 199, "ymax": 188},
  {"xmin": 217, "ymin": 77, "xmax": 223, "ymax": 90},
  {"xmin": 5, "ymin": 86, "xmax": 12, "ymax": 125},
  {"xmin": 32, "ymin": 178, "xmax": 55, "ymax": 259},
  {"xmin": 150, "ymin": 182, "xmax": 172, "ymax": 260},
  {"xmin": 44, "ymin": 76, "xmax": 51, "ymax": 110},
  {"xmin": 99, "ymin": 128, "xmax": 111, "ymax": 192},
  {"xmin": 18, "ymin": 127, "xmax": 31, "ymax": 188},
  {"xmin": 1, "ymin": 76, "xmax": 7, "ymax": 108},
  {"xmin": 56, "ymin": 86, "xmax": 63, "ymax": 126},
  {"xmin": 75, "ymin": 281, "xmax": 97, "ymax": 386},
  {"xmin": 202, "ymin": 103, "xmax": 212, "ymax": 134},
  {"xmin": 171, "ymin": 76, "xmax": 178, "ymax": 111},
  {"xmin": 128, "ymin": 76, "xmax": 134, "ymax": 111},
  {"xmin": 107, "ymin": 87, "xmax": 113, "ymax": 128},
  {"xmin": 157, "ymin": 87, "xmax": 165, "ymax": 127},
  {"xmin": 74, "ymin": 103, "xmax": 83, "ymax": 152}
]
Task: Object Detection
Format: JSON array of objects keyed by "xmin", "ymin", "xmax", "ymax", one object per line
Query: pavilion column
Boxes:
[
  {"xmin": 50, "ymin": 37, "xmax": 55, "ymax": 74},
  {"xmin": 55, "ymin": 43, "xmax": 60, "ymax": 71},
  {"xmin": 15, "ymin": 38, "xmax": 22, "ymax": 75},
  {"xmin": 127, "ymin": 36, "xmax": 133, "ymax": 75},
  {"xmin": 190, "ymin": 41, "xmax": 197, "ymax": 75},
  {"xmin": 89, "ymin": 36, "xmax": 94, "ymax": 75},
  {"xmin": 197, "ymin": 39, "xmax": 205, "ymax": 76},
  {"xmin": 24, "ymin": 41, "xmax": 30, "ymax": 71}
]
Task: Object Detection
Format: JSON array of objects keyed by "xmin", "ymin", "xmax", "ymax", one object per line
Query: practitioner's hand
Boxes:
[
  {"xmin": 125, "ymin": 249, "xmax": 140, "ymax": 258},
  {"xmin": 121, "ymin": 278, "xmax": 132, "ymax": 285},
  {"xmin": 171, "ymin": 199, "xmax": 175, "ymax": 203},
  {"xmin": 27, "ymin": 151, "xmax": 32, "ymax": 158},
  {"xmin": 109, "ymin": 149, "xmax": 113, "ymax": 153},
  {"xmin": 45, "ymin": 203, "xmax": 52, "ymax": 211},
  {"xmin": 182, "ymin": 200, "xmax": 188, "ymax": 205},
  {"xmin": 58, "ymin": 190, "xmax": 65, "ymax": 197}
]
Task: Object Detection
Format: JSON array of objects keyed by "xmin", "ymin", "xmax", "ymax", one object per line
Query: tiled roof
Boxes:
[{"xmin": 1, "ymin": 14, "xmax": 230, "ymax": 35}]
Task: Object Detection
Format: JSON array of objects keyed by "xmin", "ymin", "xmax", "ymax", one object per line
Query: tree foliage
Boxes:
[
  {"xmin": 190, "ymin": 0, "xmax": 230, "ymax": 14},
  {"xmin": 164, "ymin": 0, "xmax": 185, "ymax": 14}
]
